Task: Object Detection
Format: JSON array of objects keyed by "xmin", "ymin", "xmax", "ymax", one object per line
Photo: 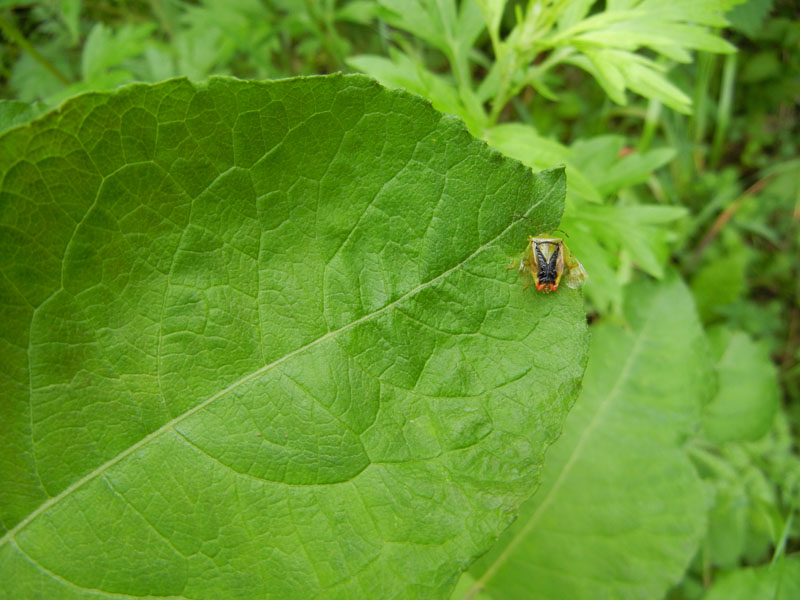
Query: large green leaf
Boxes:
[
  {"xmin": 704, "ymin": 557, "xmax": 800, "ymax": 600},
  {"xmin": 702, "ymin": 326, "xmax": 779, "ymax": 444},
  {"xmin": 456, "ymin": 274, "xmax": 713, "ymax": 600},
  {"xmin": 0, "ymin": 75, "xmax": 588, "ymax": 598},
  {"xmin": 0, "ymin": 100, "xmax": 46, "ymax": 136}
]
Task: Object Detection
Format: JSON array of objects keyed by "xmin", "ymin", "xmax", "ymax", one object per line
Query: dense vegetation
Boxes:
[{"xmin": 1, "ymin": 1, "xmax": 798, "ymax": 599}]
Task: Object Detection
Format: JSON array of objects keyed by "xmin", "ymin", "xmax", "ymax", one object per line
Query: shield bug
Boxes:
[{"xmin": 508, "ymin": 216, "xmax": 588, "ymax": 293}]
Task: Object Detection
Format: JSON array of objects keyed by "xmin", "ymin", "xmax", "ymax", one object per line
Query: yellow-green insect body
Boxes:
[{"xmin": 512, "ymin": 233, "xmax": 588, "ymax": 293}]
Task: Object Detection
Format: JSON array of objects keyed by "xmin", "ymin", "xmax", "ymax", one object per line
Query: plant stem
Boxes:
[
  {"xmin": 771, "ymin": 506, "xmax": 794, "ymax": 565},
  {"xmin": 709, "ymin": 51, "xmax": 737, "ymax": 169},
  {"xmin": 147, "ymin": 0, "xmax": 174, "ymax": 39},
  {"xmin": 689, "ymin": 174, "xmax": 774, "ymax": 265},
  {"xmin": 638, "ymin": 98, "xmax": 662, "ymax": 153},
  {"xmin": 692, "ymin": 52, "xmax": 716, "ymax": 144},
  {"xmin": 692, "ymin": 52, "xmax": 718, "ymax": 174},
  {"xmin": 0, "ymin": 12, "xmax": 71, "ymax": 85}
]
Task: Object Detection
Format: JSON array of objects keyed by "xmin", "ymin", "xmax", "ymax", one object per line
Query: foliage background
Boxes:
[{"xmin": 1, "ymin": 0, "xmax": 798, "ymax": 598}]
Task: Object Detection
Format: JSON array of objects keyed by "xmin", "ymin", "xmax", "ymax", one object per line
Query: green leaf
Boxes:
[
  {"xmin": 374, "ymin": 0, "xmax": 485, "ymax": 119},
  {"xmin": 0, "ymin": 75, "xmax": 588, "ymax": 598},
  {"xmin": 702, "ymin": 327, "xmax": 780, "ymax": 443},
  {"xmin": 347, "ymin": 50, "xmax": 486, "ymax": 132},
  {"xmin": 0, "ymin": 100, "xmax": 46, "ymax": 136},
  {"xmin": 58, "ymin": 0, "xmax": 82, "ymax": 44},
  {"xmin": 704, "ymin": 557, "xmax": 800, "ymax": 600},
  {"xmin": 474, "ymin": 0, "xmax": 506, "ymax": 43},
  {"xmin": 376, "ymin": 0, "xmax": 451, "ymax": 54},
  {"xmin": 703, "ymin": 466, "xmax": 779, "ymax": 568},
  {"xmin": 9, "ymin": 40, "xmax": 74, "ymax": 103},
  {"xmin": 564, "ymin": 202, "xmax": 687, "ymax": 293},
  {"xmin": 178, "ymin": 0, "xmax": 277, "ymax": 77},
  {"xmin": 726, "ymin": 0, "xmax": 775, "ymax": 39},
  {"xmin": 375, "ymin": 0, "xmax": 484, "ymax": 75},
  {"xmin": 579, "ymin": 50, "xmax": 628, "ymax": 105},
  {"xmin": 690, "ymin": 411, "xmax": 798, "ymax": 571},
  {"xmin": 557, "ymin": 0, "xmax": 597, "ymax": 30},
  {"xmin": 81, "ymin": 22, "xmax": 155, "ymax": 83},
  {"xmin": 690, "ymin": 237, "xmax": 751, "ymax": 322},
  {"xmin": 336, "ymin": 0, "xmax": 380, "ymax": 25},
  {"xmin": 570, "ymin": 135, "xmax": 676, "ymax": 195},
  {"xmin": 551, "ymin": 1, "xmax": 733, "ymax": 110},
  {"xmin": 457, "ymin": 275, "xmax": 713, "ymax": 600},
  {"xmin": 625, "ymin": 64, "xmax": 693, "ymax": 114},
  {"xmin": 484, "ymin": 124, "xmax": 603, "ymax": 204}
]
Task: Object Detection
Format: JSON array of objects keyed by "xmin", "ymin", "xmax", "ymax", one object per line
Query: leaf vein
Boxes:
[{"xmin": 2, "ymin": 203, "xmax": 531, "ymax": 548}]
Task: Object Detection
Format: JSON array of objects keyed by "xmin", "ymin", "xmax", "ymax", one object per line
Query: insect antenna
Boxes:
[{"xmin": 511, "ymin": 214, "xmax": 569, "ymax": 237}]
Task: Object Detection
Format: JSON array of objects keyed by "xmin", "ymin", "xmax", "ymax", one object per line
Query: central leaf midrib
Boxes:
[{"xmin": 2, "ymin": 204, "xmax": 540, "ymax": 548}]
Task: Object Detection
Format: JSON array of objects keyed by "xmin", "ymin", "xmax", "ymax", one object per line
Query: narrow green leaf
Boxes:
[
  {"xmin": 574, "ymin": 23, "xmax": 735, "ymax": 55},
  {"xmin": 557, "ymin": 0, "xmax": 597, "ymax": 30},
  {"xmin": 621, "ymin": 62, "xmax": 692, "ymax": 114},
  {"xmin": 570, "ymin": 203, "xmax": 687, "ymax": 279},
  {"xmin": 58, "ymin": 0, "xmax": 82, "ymax": 44},
  {"xmin": 474, "ymin": 0, "xmax": 506, "ymax": 42},
  {"xmin": 598, "ymin": 147, "xmax": 677, "ymax": 194},
  {"xmin": 458, "ymin": 275, "xmax": 713, "ymax": 600},
  {"xmin": 638, "ymin": 0, "xmax": 733, "ymax": 28},
  {"xmin": 581, "ymin": 50, "xmax": 628, "ymax": 105},
  {"xmin": 0, "ymin": 75, "xmax": 588, "ymax": 598},
  {"xmin": 569, "ymin": 135, "xmax": 675, "ymax": 195}
]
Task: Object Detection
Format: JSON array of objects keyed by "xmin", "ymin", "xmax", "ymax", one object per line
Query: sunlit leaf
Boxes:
[
  {"xmin": 703, "ymin": 327, "xmax": 780, "ymax": 443},
  {"xmin": 457, "ymin": 275, "xmax": 712, "ymax": 600},
  {"xmin": 0, "ymin": 100, "xmax": 46, "ymax": 135},
  {"xmin": 705, "ymin": 557, "xmax": 800, "ymax": 600},
  {"xmin": 0, "ymin": 74, "xmax": 588, "ymax": 598}
]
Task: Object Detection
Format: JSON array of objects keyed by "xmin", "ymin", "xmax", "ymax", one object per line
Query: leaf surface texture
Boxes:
[
  {"xmin": 0, "ymin": 75, "xmax": 588, "ymax": 599},
  {"xmin": 460, "ymin": 275, "xmax": 712, "ymax": 600}
]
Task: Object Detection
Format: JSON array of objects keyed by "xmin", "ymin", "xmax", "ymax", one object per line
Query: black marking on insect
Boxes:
[{"xmin": 507, "ymin": 216, "xmax": 587, "ymax": 293}]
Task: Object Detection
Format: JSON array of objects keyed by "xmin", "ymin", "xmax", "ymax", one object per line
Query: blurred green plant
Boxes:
[{"xmin": 0, "ymin": 0, "xmax": 381, "ymax": 104}]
